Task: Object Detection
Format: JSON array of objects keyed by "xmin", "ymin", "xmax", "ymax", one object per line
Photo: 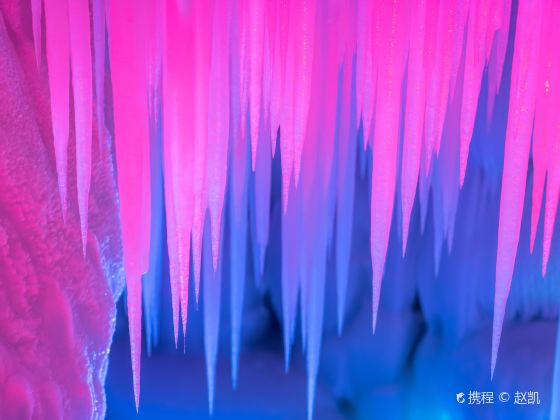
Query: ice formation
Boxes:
[{"xmin": 16, "ymin": 0, "xmax": 560, "ymax": 417}]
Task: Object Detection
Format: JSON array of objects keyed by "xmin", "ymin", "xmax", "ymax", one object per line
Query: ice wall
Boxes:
[{"xmin": 0, "ymin": 1, "xmax": 125, "ymax": 418}]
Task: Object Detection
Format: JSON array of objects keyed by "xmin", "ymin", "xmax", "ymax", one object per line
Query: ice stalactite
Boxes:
[
  {"xmin": 203, "ymin": 218, "xmax": 223, "ymax": 416},
  {"xmin": 163, "ymin": 0, "xmax": 194, "ymax": 347},
  {"xmin": 191, "ymin": 0, "xmax": 212, "ymax": 304},
  {"xmin": 300, "ymin": 7, "xmax": 339, "ymax": 412},
  {"xmin": 370, "ymin": 0, "xmax": 408, "ymax": 332},
  {"xmin": 68, "ymin": 0, "xmax": 92, "ymax": 255},
  {"xmin": 303, "ymin": 198, "xmax": 327, "ymax": 420},
  {"xmin": 144, "ymin": 101, "xmax": 165, "ymax": 356},
  {"xmin": 330, "ymin": 3, "xmax": 359, "ymax": 334},
  {"xmin": 43, "ymin": 0, "xmax": 70, "ymax": 221},
  {"xmin": 401, "ymin": 0, "xmax": 427, "ymax": 255},
  {"xmin": 253, "ymin": 121, "xmax": 272, "ymax": 280},
  {"xmin": 144, "ymin": 19, "xmax": 163, "ymax": 327},
  {"xmin": 208, "ymin": 0, "xmax": 230, "ymax": 271},
  {"xmin": 335, "ymin": 55, "xmax": 357, "ymax": 335},
  {"xmin": 229, "ymin": 159, "xmax": 249, "ymax": 387},
  {"xmin": 107, "ymin": 0, "xmax": 152, "ymax": 409},
  {"xmin": 493, "ymin": 0, "xmax": 542, "ymax": 379},
  {"xmin": 229, "ymin": 0, "xmax": 251, "ymax": 388},
  {"xmin": 34, "ymin": 0, "xmax": 560, "ymax": 416}
]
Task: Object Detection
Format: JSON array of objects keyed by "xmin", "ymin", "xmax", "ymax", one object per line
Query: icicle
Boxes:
[
  {"xmin": 229, "ymin": 27, "xmax": 251, "ymax": 383},
  {"xmin": 163, "ymin": 0, "xmax": 195, "ymax": 346},
  {"xmin": 108, "ymin": 0, "xmax": 152, "ymax": 408},
  {"xmin": 31, "ymin": 0, "xmax": 42, "ymax": 66},
  {"xmin": 492, "ymin": 0, "xmax": 542, "ymax": 379},
  {"xmin": 92, "ymin": 0, "xmax": 106, "ymax": 149},
  {"xmin": 254, "ymin": 121, "xmax": 272, "ymax": 277},
  {"xmin": 203, "ymin": 219, "xmax": 223, "ymax": 416},
  {"xmin": 143, "ymin": 118, "xmax": 165, "ymax": 354},
  {"xmin": 299, "ymin": 200, "xmax": 309, "ymax": 353},
  {"xmin": 336, "ymin": 57, "xmax": 357, "ymax": 335},
  {"xmin": 297, "ymin": 1, "xmax": 331, "ymax": 357},
  {"xmin": 208, "ymin": 0, "xmax": 231, "ymax": 271},
  {"xmin": 32, "ymin": 0, "xmax": 560, "ymax": 413},
  {"xmin": 247, "ymin": 0, "xmax": 265, "ymax": 170},
  {"xmin": 163, "ymin": 167, "xmax": 180, "ymax": 346},
  {"xmin": 401, "ymin": 0, "xmax": 427, "ymax": 255},
  {"xmin": 305, "ymin": 238, "xmax": 327, "ymax": 420},
  {"xmin": 191, "ymin": 1, "xmax": 212, "ymax": 301},
  {"xmin": 44, "ymin": 0, "xmax": 70, "ymax": 221},
  {"xmin": 281, "ymin": 179, "xmax": 299, "ymax": 369},
  {"xmin": 370, "ymin": 0, "xmax": 408, "ymax": 333},
  {"xmin": 229, "ymin": 176, "xmax": 248, "ymax": 387},
  {"xmin": 299, "ymin": 60, "xmax": 328, "ymax": 417},
  {"xmin": 68, "ymin": 0, "xmax": 92, "ymax": 255}
]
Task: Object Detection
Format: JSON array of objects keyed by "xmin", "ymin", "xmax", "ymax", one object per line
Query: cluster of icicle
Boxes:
[{"xmin": 33, "ymin": 0, "xmax": 560, "ymax": 417}]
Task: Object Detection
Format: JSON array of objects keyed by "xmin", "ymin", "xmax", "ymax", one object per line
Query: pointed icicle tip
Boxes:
[
  {"xmin": 490, "ymin": 299, "xmax": 506, "ymax": 382},
  {"xmin": 307, "ymin": 375, "xmax": 316, "ymax": 420},
  {"xmin": 68, "ymin": 0, "xmax": 93, "ymax": 262}
]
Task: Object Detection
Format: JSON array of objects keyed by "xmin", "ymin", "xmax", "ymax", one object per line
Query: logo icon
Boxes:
[
  {"xmin": 499, "ymin": 392, "xmax": 510, "ymax": 402},
  {"xmin": 456, "ymin": 392, "xmax": 465, "ymax": 403}
]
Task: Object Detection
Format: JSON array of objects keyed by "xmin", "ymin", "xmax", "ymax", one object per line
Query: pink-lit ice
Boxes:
[{"xmin": 7, "ymin": 0, "xmax": 560, "ymax": 418}]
